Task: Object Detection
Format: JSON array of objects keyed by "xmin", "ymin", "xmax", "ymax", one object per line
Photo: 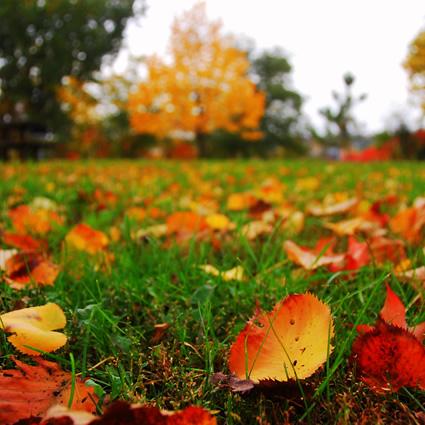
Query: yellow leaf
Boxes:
[
  {"xmin": 0, "ymin": 303, "xmax": 67, "ymax": 355},
  {"xmin": 228, "ymin": 293, "xmax": 334, "ymax": 382}
]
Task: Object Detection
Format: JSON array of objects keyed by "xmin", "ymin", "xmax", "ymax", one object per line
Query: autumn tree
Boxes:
[
  {"xmin": 128, "ymin": 3, "xmax": 265, "ymax": 156},
  {"xmin": 0, "ymin": 0, "xmax": 140, "ymax": 135},
  {"xmin": 404, "ymin": 27, "xmax": 425, "ymax": 115}
]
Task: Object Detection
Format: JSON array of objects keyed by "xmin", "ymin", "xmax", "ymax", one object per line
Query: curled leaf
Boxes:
[
  {"xmin": 283, "ymin": 240, "xmax": 344, "ymax": 270},
  {"xmin": 0, "ymin": 303, "xmax": 67, "ymax": 355}
]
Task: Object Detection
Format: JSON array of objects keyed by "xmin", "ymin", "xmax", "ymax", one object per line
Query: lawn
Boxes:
[{"xmin": 0, "ymin": 160, "xmax": 424, "ymax": 424}]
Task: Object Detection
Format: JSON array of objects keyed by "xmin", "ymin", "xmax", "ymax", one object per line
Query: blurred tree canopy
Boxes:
[
  {"xmin": 128, "ymin": 3, "xmax": 265, "ymax": 157},
  {"xmin": 0, "ymin": 0, "xmax": 138, "ymax": 135},
  {"xmin": 252, "ymin": 49, "xmax": 305, "ymax": 154},
  {"xmin": 404, "ymin": 27, "xmax": 425, "ymax": 114}
]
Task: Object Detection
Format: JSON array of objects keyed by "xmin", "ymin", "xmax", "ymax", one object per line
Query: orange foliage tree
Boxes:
[
  {"xmin": 128, "ymin": 3, "xmax": 265, "ymax": 156},
  {"xmin": 404, "ymin": 27, "xmax": 425, "ymax": 114}
]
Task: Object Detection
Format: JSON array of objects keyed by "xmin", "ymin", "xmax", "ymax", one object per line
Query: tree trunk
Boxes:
[{"xmin": 196, "ymin": 133, "xmax": 208, "ymax": 158}]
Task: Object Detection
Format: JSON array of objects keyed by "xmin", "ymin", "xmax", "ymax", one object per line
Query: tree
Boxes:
[
  {"xmin": 0, "ymin": 0, "xmax": 139, "ymax": 134},
  {"xmin": 128, "ymin": 2, "xmax": 265, "ymax": 156},
  {"xmin": 252, "ymin": 49, "xmax": 305, "ymax": 154},
  {"xmin": 404, "ymin": 27, "xmax": 425, "ymax": 115},
  {"xmin": 315, "ymin": 73, "xmax": 366, "ymax": 149}
]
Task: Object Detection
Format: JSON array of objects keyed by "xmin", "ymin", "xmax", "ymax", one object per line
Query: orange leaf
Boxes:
[
  {"xmin": 228, "ymin": 293, "xmax": 334, "ymax": 382},
  {"xmin": 390, "ymin": 204, "xmax": 425, "ymax": 244},
  {"xmin": 8, "ymin": 205, "xmax": 62, "ymax": 235},
  {"xmin": 4, "ymin": 251, "xmax": 59, "ymax": 289},
  {"xmin": 166, "ymin": 211, "xmax": 207, "ymax": 235},
  {"xmin": 0, "ymin": 303, "xmax": 67, "ymax": 355},
  {"xmin": 65, "ymin": 223, "xmax": 109, "ymax": 254},
  {"xmin": 0, "ymin": 357, "xmax": 97, "ymax": 424},
  {"xmin": 351, "ymin": 320, "xmax": 425, "ymax": 393}
]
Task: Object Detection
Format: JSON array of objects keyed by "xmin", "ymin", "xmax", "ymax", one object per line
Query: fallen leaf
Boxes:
[
  {"xmin": 283, "ymin": 240, "xmax": 344, "ymax": 270},
  {"xmin": 4, "ymin": 251, "xmax": 59, "ymax": 289},
  {"xmin": 324, "ymin": 217, "xmax": 371, "ymax": 236},
  {"xmin": 0, "ymin": 303, "xmax": 67, "ymax": 355},
  {"xmin": 2, "ymin": 232, "xmax": 45, "ymax": 251},
  {"xmin": 65, "ymin": 224, "xmax": 109, "ymax": 255},
  {"xmin": 0, "ymin": 249, "xmax": 18, "ymax": 269},
  {"xmin": 0, "ymin": 357, "xmax": 97, "ymax": 424},
  {"xmin": 307, "ymin": 197, "xmax": 358, "ymax": 217},
  {"xmin": 351, "ymin": 320, "xmax": 425, "ymax": 393},
  {"xmin": 228, "ymin": 293, "xmax": 334, "ymax": 382},
  {"xmin": 9, "ymin": 205, "xmax": 62, "ymax": 235},
  {"xmin": 205, "ymin": 213, "xmax": 235, "ymax": 231},
  {"xmin": 241, "ymin": 220, "xmax": 273, "ymax": 240},
  {"xmin": 200, "ymin": 265, "xmax": 245, "ymax": 281},
  {"xmin": 28, "ymin": 401, "xmax": 216, "ymax": 425},
  {"xmin": 227, "ymin": 192, "xmax": 256, "ymax": 211},
  {"xmin": 390, "ymin": 204, "xmax": 425, "ymax": 244},
  {"xmin": 166, "ymin": 211, "xmax": 207, "ymax": 235}
]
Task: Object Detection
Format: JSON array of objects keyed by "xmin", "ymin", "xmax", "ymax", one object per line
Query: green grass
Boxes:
[{"xmin": 0, "ymin": 159, "xmax": 424, "ymax": 424}]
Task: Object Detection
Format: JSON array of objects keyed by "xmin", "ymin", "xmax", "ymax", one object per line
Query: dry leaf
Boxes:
[{"xmin": 228, "ymin": 293, "xmax": 334, "ymax": 382}]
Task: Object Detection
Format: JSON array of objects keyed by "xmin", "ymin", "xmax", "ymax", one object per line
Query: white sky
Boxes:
[{"xmin": 115, "ymin": 0, "xmax": 425, "ymax": 134}]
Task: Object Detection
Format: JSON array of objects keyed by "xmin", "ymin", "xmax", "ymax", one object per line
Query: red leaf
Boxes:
[
  {"xmin": 380, "ymin": 284, "xmax": 407, "ymax": 329},
  {"xmin": 2, "ymin": 232, "xmax": 45, "ymax": 251},
  {"xmin": 352, "ymin": 320, "xmax": 425, "ymax": 393},
  {"xmin": 23, "ymin": 401, "xmax": 216, "ymax": 425}
]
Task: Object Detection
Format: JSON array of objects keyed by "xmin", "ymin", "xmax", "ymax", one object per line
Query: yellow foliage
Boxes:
[
  {"xmin": 404, "ymin": 29, "xmax": 425, "ymax": 112},
  {"xmin": 128, "ymin": 3, "xmax": 265, "ymax": 142}
]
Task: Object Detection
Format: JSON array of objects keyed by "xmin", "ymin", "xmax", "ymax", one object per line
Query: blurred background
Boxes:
[{"xmin": 0, "ymin": 0, "xmax": 425, "ymax": 161}]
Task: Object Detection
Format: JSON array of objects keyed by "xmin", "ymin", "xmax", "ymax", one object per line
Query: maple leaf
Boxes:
[
  {"xmin": 3, "ymin": 251, "xmax": 59, "ymax": 289},
  {"xmin": 352, "ymin": 320, "xmax": 425, "ymax": 393},
  {"xmin": 228, "ymin": 293, "xmax": 334, "ymax": 383},
  {"xmin": 0, "ymin": 357, "xmax": 97, "ymax": 425},
  {"xmin": 0, "ymin": 303, "xmax": 67, "ymax": 355},
  {"xmin": 65, "ymin": 224, "xmax": 109, "ymax": 255},
  {"xmin": 283, "ymin": 239, "xmax": 345, "ymax": 270}
]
